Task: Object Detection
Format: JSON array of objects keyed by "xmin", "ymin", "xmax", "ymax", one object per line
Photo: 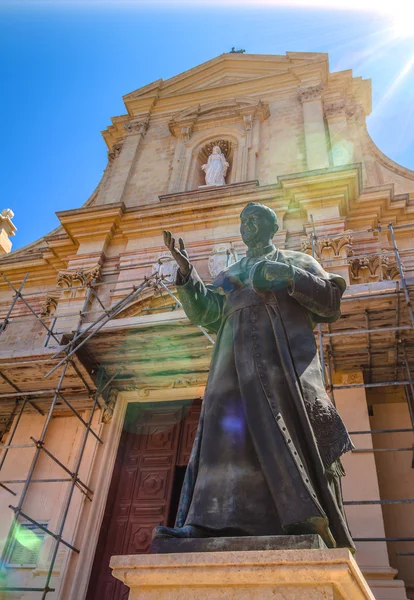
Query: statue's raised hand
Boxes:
[{"xmin": 163, "ymin": 231, "xmax": 191, "ymax": 277}]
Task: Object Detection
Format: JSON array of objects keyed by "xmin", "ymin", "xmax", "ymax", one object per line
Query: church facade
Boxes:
[{"xmin": 0, "ymin": 52, "xmax": 413, "ymax": 599}]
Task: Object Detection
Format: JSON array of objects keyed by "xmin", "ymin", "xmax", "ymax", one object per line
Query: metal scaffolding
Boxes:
[{"xmin": 0, "ymin": 220, "xmax": 413, "ymax": 597}]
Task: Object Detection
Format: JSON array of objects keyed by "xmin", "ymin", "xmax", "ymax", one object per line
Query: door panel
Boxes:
[{"xmin": 86, "ymin": 403, "xmax": 185, "ymax": 600}]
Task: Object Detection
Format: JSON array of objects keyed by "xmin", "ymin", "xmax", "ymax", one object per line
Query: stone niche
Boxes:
[{"xmin": 167, "ymin": 98, "xmax": 270, "ymax": 193}]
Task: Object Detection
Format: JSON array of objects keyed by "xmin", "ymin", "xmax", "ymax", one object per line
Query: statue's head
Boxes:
[
  {"xmin": 212, "ymin": 146, "xmax": 221, "ymax": 154},
  {"xmin": 240, "ymin": 203, "xmax": 278, "ymax": 247}
]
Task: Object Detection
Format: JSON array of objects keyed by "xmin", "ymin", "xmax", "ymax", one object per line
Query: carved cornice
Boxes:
[
  {"xmin": 297, "ymin": 83, "xmax": 325, "ymax": 103},
  {"xmin": 123, "ymin": 118, "xmax": 149, "ymax": 136},
  {"xmin": 168, "ymin": 98, "xmax": 270, "ymax": 138},
  {"xmin": 57, "ymin": 264, "xmax": 101, "ymax": 288}
]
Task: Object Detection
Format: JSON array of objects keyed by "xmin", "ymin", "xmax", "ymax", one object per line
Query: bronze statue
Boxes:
[{"xmin": 154, "ymin": 202, "xmax": 355, "ymax": 550}]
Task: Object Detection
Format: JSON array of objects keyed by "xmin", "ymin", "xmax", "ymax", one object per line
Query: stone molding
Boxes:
[
  {"xmin": 168, "ymin": 98, "xmax": 270, "ymax": 138},
  {"xmin": 110, "ymin": 548, "xmax": 376, "ymax": 599}
]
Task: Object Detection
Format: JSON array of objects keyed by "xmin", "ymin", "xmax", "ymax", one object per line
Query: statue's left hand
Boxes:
[{"xmin": 262, "ymin": 261, "xmax": 293, "ymax": 289}]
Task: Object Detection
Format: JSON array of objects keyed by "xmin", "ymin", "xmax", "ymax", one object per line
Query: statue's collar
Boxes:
[{"xmin": 246, "ymin": 244, "xmax": 277, "ymax": 258}]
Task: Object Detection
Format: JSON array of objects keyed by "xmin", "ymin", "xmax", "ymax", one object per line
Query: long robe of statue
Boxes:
[{"xmin": 174, "ymin": 249, "xmax": 354, "ymax": 550}]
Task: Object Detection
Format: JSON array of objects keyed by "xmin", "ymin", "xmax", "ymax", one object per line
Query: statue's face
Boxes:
[
  {"xmin": 212, "ymin": 146, "xmax": 220, "ymax": 154},
  {"xmin": 240, "ymin": 206, "xmax": 272, "ymax": 246}
]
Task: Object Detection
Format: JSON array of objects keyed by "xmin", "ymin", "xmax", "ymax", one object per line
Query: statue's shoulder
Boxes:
[
  {"xmin": 278, "ymin": 249, "xmax": 347, "ymax": 293},
  {"xmin": 278, "ymin": 249, "xmax": 321, "ymax": 272}
]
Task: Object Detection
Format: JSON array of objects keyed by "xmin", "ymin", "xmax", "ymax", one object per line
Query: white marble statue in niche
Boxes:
[{"xmin": 201, "ymin": 146, "xmax": 229, "ymax": 186}]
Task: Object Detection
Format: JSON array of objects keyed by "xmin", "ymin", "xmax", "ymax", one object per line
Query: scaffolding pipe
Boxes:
[
  {"xmin": 309, "ymin": 219, "xmax": 326, "ymax": 385},
  {"xmin": 402, "ymin": 345, "xmax": 414, "ymax": 428},
  {"xmin": 0, "ymin": 273, "xmax": 28, "ymax": 334},
  {"xmin": 31, "ymin": 437, "xmax": 94, "ymax": 497},
  {"xmin": 0, "ymin": 362, "xmax": 69, "ymax": 569},
  {"xmin": 46, "ymin": 275, "xmax": 155, "ymax": 376},
  {"xmin": 344, "ymin": 499, "xmax": 414, "ymax": 505},
  {"xmin": 325, "ymin": 325, "xmax": 413, "ymax": 338},
  {"xmin": 0, "ymin": 284, "xmax": 94, "ymax": 571},
  {"xmin": 3, "ymin": 478, "xmax": 72, "ymax": 484},
  {"xmin": 349, "ymin": 428, "xmax": 414, "ymax": 435},
  {"xmin": 41, "ymin": 379, "xmax": 103, "ymax": 600},
  {"xmin": 333, "ymin": 380, "xmax": 412, "ymax": 389},
  {"xmin": 55, "ymin": 392, "xmax": 103, "ymax": 443},
  {"xmin": 0, "ymin": 387, "xmax": 92, "ymax": 399},
  {"xmin": 352, "ymin": 447, "xmax": 413, "ymax": 453},
  {"xmin": 8, "ymin": 505, "xmax": 79, "ymax": 553},
  {"xmin": 354, "ymin": 537, "xmax": 414, "ymax": 542},
  {"xmin": 389, "ymin": 222, "xmax": 414, "ymax": 325},
  {"xmin": 0, "ymin": 399, "xmax": 28, "ymax": 471}
]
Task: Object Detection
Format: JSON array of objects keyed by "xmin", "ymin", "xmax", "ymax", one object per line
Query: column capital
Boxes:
[
  {"xmin": 297, "ymin": 83, "xmax": 325, "ymax": 103},
  {"xmin": 123, "ymin": 118, "xmax": 149, "ymax": 136},
  {"xmin": 324, "ymin": 100, "xmax": 346, "ymax": 118}
]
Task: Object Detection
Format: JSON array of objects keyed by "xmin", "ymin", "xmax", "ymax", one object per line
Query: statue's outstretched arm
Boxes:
[{"xmin": 163, "ymin": 230, "xmax": 223, "ymax": 332}]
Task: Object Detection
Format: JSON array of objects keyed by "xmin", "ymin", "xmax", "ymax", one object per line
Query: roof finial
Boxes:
[{"xmin": 230, "ymin": 47, "xmax": 246, "ymax": 54}]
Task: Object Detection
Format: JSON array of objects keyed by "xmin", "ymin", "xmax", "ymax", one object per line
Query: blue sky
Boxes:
[{"xmin": 1, "ymin": 1, "xmax": 413, "ymax": 251}]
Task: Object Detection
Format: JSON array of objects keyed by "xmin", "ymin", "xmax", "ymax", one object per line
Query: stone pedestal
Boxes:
[{"xmin": 110, "ymin": 547, "xmax": 375, "ymax": 600}]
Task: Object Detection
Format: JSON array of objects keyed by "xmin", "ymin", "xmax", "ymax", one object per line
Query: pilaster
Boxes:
[
  {"xmin": 298, "ymin": 84, "xmax": 330, "ymax": 171},
  {"xmin": 324, "ymin": 100, "xmax": 353, "ymax": 166},
  {"xmin": 333, "ymin": 371, "xmax": 408, "ymax": 599},
  {"xmin": 101, "ymin": 118, "xmax": 149, "ymax": 205}
]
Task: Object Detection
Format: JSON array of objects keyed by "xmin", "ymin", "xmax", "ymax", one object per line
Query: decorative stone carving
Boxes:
[
  {"xmin": 208, "ymin": 244, "xmax": 238, "ymax": 278},
  {"xmin": 349, "ymin": 255, "xmax": 401, "ymax": 283},
  {"xmin": 181, "ymin": 126, "xmax": 192, "ymax": 142},
  {"xmin": 152, "ymin": 252, "xmax": 178, "ymax": 283},
  {"xmin": 0, "ymin": 208, "xmax": 16, "ymax": 255},
  {"xmin": 382, "ymin": 255, "xmax": 400, "ymax": 280},
  {"xmin": 301, "ymin": 233, "xmax": 353, "ymax": 260},
  {"xmin": 40, "ymin": 296, "xmax": 58, "ymax": 318},
  {"xmin": 324, "ymin": 100, "xmax": 346, "ymax": 118},
  {"xmin": 108, "ymin": 143, "xmax": 123, "ymax": 162},
  {"xmin": 243, "ymin": 114, "xmax": 253, "ymax": 131},
  {"xmin": 136, "ymin": 376, "xmax": 205, "ymax": 397},
  {"xmin": 124, "ymin": 118, "xmax": 149, "ymax": 135},
  {"xmin": 57, "ymin": 265, "xmax": 102, "ymax": 288},
  {"xmin": 1, "ymin": 209, "xmax": 14, "ymax": 220},
  {"xmin": 201, "ymin": 146, "xmax": 229, "ymax": 186},
  {"xmin": 297, "ymin": 83, "xmax": 325, "ymax": 103},
  {"xmin": 102, "ymin": 388, "xmax": 118, "ymax": 424}
]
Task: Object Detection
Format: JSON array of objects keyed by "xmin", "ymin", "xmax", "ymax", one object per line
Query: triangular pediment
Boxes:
[{"xmin": 123, "ymin": 52, "xmax": 329, "ymax": 108}]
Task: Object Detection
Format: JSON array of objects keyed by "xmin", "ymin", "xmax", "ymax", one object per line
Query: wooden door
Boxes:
[{"xmin": 86, "ymin": 400, "xmax": 201, "ymax": 600}]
